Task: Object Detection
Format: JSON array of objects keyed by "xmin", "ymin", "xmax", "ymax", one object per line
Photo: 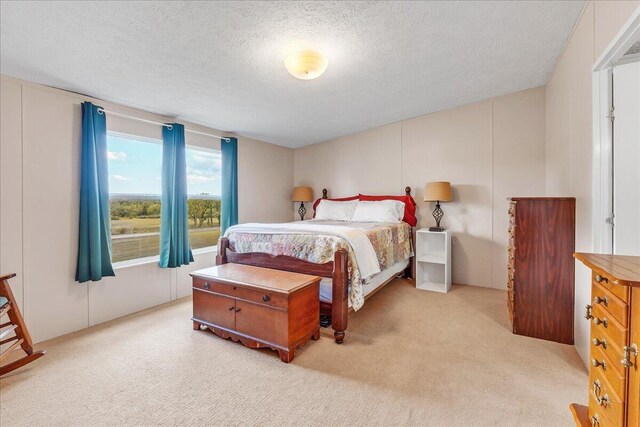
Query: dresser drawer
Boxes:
[
  {"xmin": 589, "ymin": 388, "xmax": 624, "ymax": 427},
  {"xmin": 592, "ymin": 303, "xmax": 628, "ymax": 349},
  {"xmin": 592, "ymin": 282, "xmax": 629, "ymax": 327},
  {"xmin": 591, "ymin": 323, "xmax": 627, "ymax": 377},
  {"xmin": 590, "ymin": 345, "xmax": 627, "ymax": 398},
  {"xmin": 593, "ymin": 273, "xmax": 629, "ymax": 304},
  {"xmin": 194, "ymin": 277, "xmax": 293, "ymax": 310}
]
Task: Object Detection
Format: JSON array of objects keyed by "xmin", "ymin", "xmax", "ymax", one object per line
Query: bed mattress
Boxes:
[
  {"xmin": 319, "ymin": 259, "xmax": 409, "ymax": 304},
  {"xmin": 225, "ymin": 220, "xmax": 413, "ymax": 310}
]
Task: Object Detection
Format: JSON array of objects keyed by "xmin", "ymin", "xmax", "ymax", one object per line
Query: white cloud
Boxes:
[
  {"xmin": 190, "ymin": 151, "xmax": 221, "ymax": 169},
  {"xmin": 107, "ymin": 151, "xmax": 126, "ymax": 161},
  {"xmin": 187, "ymin": 172, "xmax": 216, "ymax": 184},
  {"xmin": 112, "ymin": 175, "xmax": 131, "ymax": 181}
]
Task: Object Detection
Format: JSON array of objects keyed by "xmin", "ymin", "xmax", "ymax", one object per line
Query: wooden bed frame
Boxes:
[{"xmin": 216, "ymin": 187, "xmax": 415, "ymax": 344}]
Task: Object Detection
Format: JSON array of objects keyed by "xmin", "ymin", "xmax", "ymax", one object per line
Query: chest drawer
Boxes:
[
  {"xmin": 591, "ymin": 323, "xmax": 627, "ymax": 377},
  {"xmin": 193, "ymin": 277, "xmax": 236, "ymax": 296},
  {"xmin": 592, "ymin": 303, "xmax": 628, "ymax": 349},
  {"xmin": 590, "ymin": 345, "xmax": 627, "ymax": 398},
  {"xmin": 593, "ymin": 273, "xmax": 629, "ymax": 304},
  {"xmin": 589, "ymin": 388, "xmax": 624, "ymax": 427},
  {"xmin": 234, "ymin": 286, "xmax": 288, "ymax": 310},
  {"xmin": 592, "ymin": 282, "xmax": 629, "ymax": 327},
  {"xmin": 193, "ymin": 277, "xmax": 289, "ymax": 310}
]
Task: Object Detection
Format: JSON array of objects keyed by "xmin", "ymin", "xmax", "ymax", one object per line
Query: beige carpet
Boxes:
[{"xmin": 0, "ymin": 279, "xmax": 587, "ymax": 426}]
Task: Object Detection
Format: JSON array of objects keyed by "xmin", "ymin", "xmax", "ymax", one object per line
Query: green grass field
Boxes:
[{"xmin": 110, "ymin": 218, "xmax": 221, "ymax": 263}]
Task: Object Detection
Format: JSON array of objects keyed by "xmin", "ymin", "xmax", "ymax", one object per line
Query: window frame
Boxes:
[{"xmin": 105, "ymin": 131, "xmax": 221, "ymax": 268}]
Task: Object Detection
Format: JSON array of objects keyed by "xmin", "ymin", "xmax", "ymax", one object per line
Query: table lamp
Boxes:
[
  {"xmin": 424, "ymin": 182, "xmax": 453, "ymax": 231},
  {"xmin": 292, "ymin": 186, "xmax": 314, "ymax": 220}
]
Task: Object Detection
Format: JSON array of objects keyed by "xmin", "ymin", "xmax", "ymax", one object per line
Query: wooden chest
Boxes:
[
  {"xmin": 507, "ymin": 197, "xmax": 576, "ymax": 344},
  {"xmin": 570, "ymin": 254, "xmax": 640, "ymax": 427},
  {"xmin": 191, "ymin": 264, "xmax": 321, "ymax": 363}
]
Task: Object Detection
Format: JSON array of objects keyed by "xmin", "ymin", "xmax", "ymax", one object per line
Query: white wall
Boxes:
[
  {"xmin": 294, "ymin": 87, "xmax": 547, "ymax": 290},
  {"xmin": 546, "ymin": 0, "xmax": 640, "ymax": 365},
  {"xmin": 0, "ymin": 75, "xmax": 293, "ymax": 343}
]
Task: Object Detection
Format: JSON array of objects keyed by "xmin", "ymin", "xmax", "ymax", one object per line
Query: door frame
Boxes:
[{"xmin": 591, "ymin": 8, "xmax": 640, "ymax": 254}]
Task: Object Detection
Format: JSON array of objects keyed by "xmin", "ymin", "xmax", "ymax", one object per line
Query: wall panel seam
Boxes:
[
  {"xmin": 490, "ymin": 101, "xmax": 495, "ymax": 289},
  {"xmin": 400, "ymin": 122, "xmax": 404, "ymax": 192},
  {"xmin": 20, "ymin": 83, "xmax": 26, "ymax": 317}
]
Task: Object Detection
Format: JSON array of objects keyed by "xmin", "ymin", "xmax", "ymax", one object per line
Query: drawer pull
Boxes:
[
  {"xmin": 592, "ymin": 316, "xmax": 608, "ymax": 328},
  {"xmin": 592, "ymin": 358, "xmax": 606, "ymax": 370},
  {"xmin": 592, "ymin": 379, "xmax": 610, "ymax": 408},
  {"xmin": 595, "ymin": 275, "xmax": 608, "ymax": 284},
  {"xmin": 621, "ymin": 343, "xmax": 638, "ymax": 368},
  {"xmin": 590, "ymin": 414, "xmax": 600, "ymax": 427},
  {"xmin": 203, "ymin": 282, "xmax": 211, "ymax": 290},
  {"xmin": 592, "ymin": 338, "xmax": 607, "ymax": 349},
  {"xmin": 262, "ymin": 295, "xmax": 271, "ymax": 302},
  {"xmin": 593, "ymin": 295, "xmax": 608, "ymax": 306},
  {"xmin": 596, "ymin": 393, "xmax": 610, "ymax": 408},
  {"xmin": 585, "ymin": 304, "xmax": 593, "ymax": 320},
  {"xmin": 235, "ymin": 307, "xmax": 241, "ymax": 313},
  {"xmin": 228, "ymin": 306, "xmax": 234, "ymax": 311}
]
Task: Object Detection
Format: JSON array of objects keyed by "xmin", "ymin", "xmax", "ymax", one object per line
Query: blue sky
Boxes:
[{"xmin": 107, "ymin": 134, "xmax": 221, "ymax": 196}]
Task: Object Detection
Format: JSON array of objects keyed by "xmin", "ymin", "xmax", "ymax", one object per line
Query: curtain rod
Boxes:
[{"xmin": 97, "ymin": 108, "xmax": 232, "ymax": 141}]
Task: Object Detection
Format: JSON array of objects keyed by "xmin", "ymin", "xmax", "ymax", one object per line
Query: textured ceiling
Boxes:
[{"xmin": 0, "ymin": 1, "xmax": 585, "ymax": 147}]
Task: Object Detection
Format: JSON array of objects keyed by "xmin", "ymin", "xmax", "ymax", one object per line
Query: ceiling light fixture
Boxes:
[{"xmin": 284, "ymin": 50, "xmax": 328, "ymax": 80}]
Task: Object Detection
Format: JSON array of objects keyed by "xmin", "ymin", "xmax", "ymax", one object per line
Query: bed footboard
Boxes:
[
  {"xmin": 331, "ymin": 249, "xmax": 348, "ymax": 343},
  {"xmin": 215, "ymin": 237, "xmax": 349, "ymax": 344}
]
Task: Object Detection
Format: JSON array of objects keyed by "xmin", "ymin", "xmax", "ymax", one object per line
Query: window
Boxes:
[
  {"xmin": 108, "ymin": 134, "xmax": 162, "ymax": 263},
  {"xmin": 185, "ymin": 146, "xmax": 222, "ymax": 251},
  {"xmin": 107, "ymin": 133, "xmax": 221, "ymax": 263}
]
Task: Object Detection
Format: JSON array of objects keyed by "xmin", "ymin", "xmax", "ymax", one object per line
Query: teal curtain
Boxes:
[
  {"xmin": 75, "ymin": 102, "xmax": 115, "ymax": 283},
  {"xmin": 159, "ymin": 123, "xmax": 193, "ymax": 268},
  {"xmin": 221, "ymin": 137, "xmax": 238, "ymax": 234}
]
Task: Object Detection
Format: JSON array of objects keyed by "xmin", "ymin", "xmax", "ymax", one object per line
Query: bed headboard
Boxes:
[
  {"xmin": 313, "ymin": 187, "xmax": 417, "ymax": 226},
  {"xmin": 322, "ymin": 187, "xmax": 411, "ymax": 197}
]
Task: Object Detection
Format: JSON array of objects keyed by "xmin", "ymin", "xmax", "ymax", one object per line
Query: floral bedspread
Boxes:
[{"xmin": 226, "ymin": 220, "xmax": 413, "ymax": 310}]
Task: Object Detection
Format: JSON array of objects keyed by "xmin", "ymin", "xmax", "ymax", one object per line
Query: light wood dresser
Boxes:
[
  {"xmin": 570, "ymin": 253, "xmax": 640, "ymax": 427},
  {"xmin": 507, "ymin": 197, "xmax": 575, "ymax": 344}
]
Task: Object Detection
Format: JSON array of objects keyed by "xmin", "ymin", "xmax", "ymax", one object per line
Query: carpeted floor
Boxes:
[{"xmin": 0, "ymin": 279, "xmax": 587, "ymax": 426}]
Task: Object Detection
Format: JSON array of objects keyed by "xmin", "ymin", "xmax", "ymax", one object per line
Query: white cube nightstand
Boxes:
[{"xmin": 415, "ymin": 229, "xmax": 452, "ymax": 293}]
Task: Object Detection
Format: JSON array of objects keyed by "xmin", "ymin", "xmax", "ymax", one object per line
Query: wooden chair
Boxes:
[{"xmin": 0, "ymin": 273, "xmax": 45, "ymax": 376}]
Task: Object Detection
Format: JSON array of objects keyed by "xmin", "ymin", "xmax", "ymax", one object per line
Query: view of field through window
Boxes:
[{"xmin": 107, "ymin": 134, "xmax": 222, "ymax": 263}]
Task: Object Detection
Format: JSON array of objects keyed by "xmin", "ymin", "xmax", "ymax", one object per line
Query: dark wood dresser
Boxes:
[
  {"xmin": 191, "ymin": 264, "xmax": 321, "ymax": 363},
  {"xmin": 570, "ymin": 253, "xmax": 640, "ymax": 427},
  {"xmin": 507, "ymin": 197, "xmax": 576, "ymax": 344}
]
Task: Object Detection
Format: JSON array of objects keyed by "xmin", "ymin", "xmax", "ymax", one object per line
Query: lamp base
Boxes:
[
  {"xmin": 430, "ymin": 201, "xmax": 445, "ymax": 232},
  {"xmin": 298, "ymin": 202, "xmax": 307, "ymax": 221}
]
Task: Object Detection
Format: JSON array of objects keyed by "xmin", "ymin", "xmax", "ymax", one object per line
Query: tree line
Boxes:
[{"xmin": 110, "ymin": 198, "xmax": 221, "ymax": 228}]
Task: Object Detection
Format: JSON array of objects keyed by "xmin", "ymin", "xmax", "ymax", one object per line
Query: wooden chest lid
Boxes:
[
  {"xmin": 575, "ymin": 253, "xmax": 640, "ymax": 287},
  {"xmin": 190, "ymin": 264, "xmax": 321, "ymax": 294}
]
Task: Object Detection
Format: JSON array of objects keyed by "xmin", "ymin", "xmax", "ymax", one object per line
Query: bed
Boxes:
[{"xmin": 215, "ymin": 187, "xmax": 416, "ymax": 343}]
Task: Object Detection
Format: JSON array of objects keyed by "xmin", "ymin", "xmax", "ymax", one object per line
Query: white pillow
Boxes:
[
  {"xmin": 351, "ymin": 200, "xmax": 404, "ymax": 223},
  {"xmin": 388, "ymin": 200, "xmax": 406, "ymax": 221},
  {"xmin": 315, "ymin": 199, "xmax": 359, "ymax": 221}
]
